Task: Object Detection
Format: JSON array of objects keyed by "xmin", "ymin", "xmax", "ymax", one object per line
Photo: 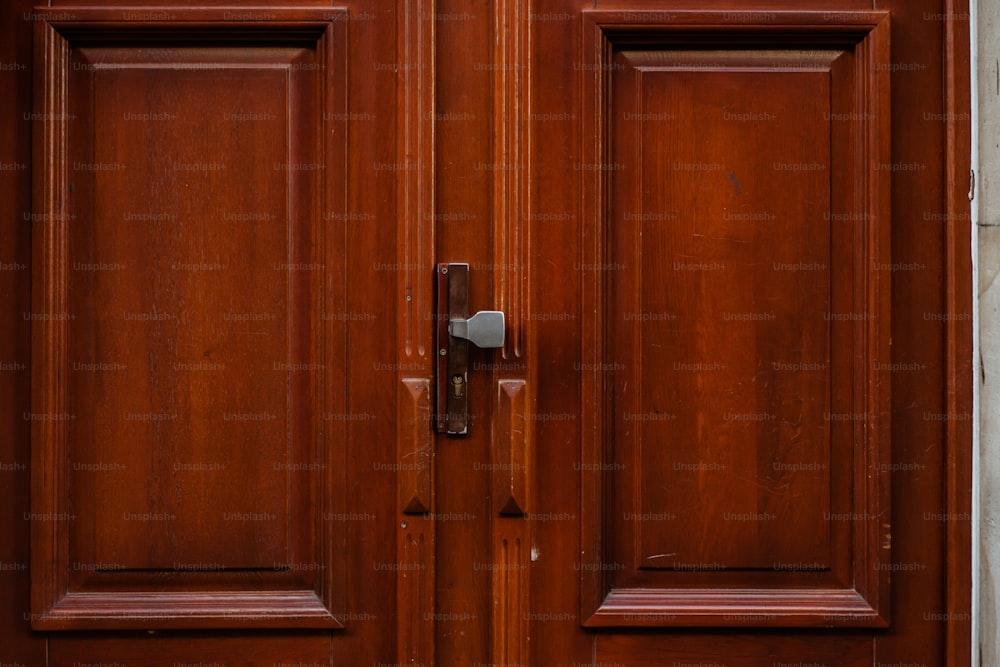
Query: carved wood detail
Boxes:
[
  {"xmin": 494, "ymin": 379, "xmax": 528, "ymax": 516},
  {"xmin": 399, "ymin": 379, "xmax": 433, "ymax": 514},
  {"xmin": 30, "ymin": 7, "xmax": 348, "ymax": 630},
  {"xmin": 397, "ymin": 523, "xmax": 434, "ymax": 667},
  {"xmin": 578, "ymin": 10, "xmax": 892, "ymax": 628},
  {"xmin": 488, "ymin": 5, "xmax": 533, "ymax": 664},
  {"xmin": 491, "ymin": 533, "xmax": 530, "ymax": 667},
  {"xmin": 492, "ymin": 0, "xmax": 530, "ymax": 362},
  {"xmin": 394, "ymin": 3, "xmax": 436, "ymax": 666},
  {"xmin": 397, "ymin": 0, "xmax": 436, "ymax": 361}
]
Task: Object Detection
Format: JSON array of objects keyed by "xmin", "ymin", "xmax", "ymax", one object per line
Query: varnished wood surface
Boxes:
[
  {"xmin": 576, "ymin": 12, "xmax": 892, "ymax": 629},
  {"xmin": 0, "ymin": 0, "xmax": 973, "ymax": 664},
  {"xmin": 30, "ymin": 9, "xmax": 348, "ymax": 629},
  {"xmin": 533, "ymin": 1, "xmax": 967, "ymax": 665},
  {"xmin": 0, "ymin": 0, "xmax": 45, "ymax": 662},
  {"xmin": 943, "ymin": 0, "xmax": 975, "ymax": 664}
]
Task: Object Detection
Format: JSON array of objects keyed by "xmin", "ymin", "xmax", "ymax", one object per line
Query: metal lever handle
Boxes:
[{"xmin": 449, "ymin": 311, "xmax": 505, "ymax": 349}]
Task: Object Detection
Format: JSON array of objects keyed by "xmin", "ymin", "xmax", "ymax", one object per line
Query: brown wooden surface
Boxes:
[
  {"xmin": 530, "ymin": 1, "xmax": 969, "ymax": 665},
  {"xmin": 0, "ymin": 0, "xmax": 973, "ymax": 665},
  {"xmin": 943, "ymin": 0, "xmax": 975, "ymax": 665},
  {"xmin": 394, "ymin": 3, "xmax": 436, "ymax": 665},
  {"xmin": 433, "ymin": 2, "xmax": 495, "ymax": 665},
  {"xmin": 577, "ymin": 14, "xmax": 892, "ymax": 629},
  {"xmin": 30, "ymin": 8, "xmax": 347, "ymax": 629},
  {"xmin": 48, "ymin": 633, "xmax": 333, "ymax": 666},
  {"xmin": 0, "ymin": 0, "xmax": 46, "ymax": 662}
]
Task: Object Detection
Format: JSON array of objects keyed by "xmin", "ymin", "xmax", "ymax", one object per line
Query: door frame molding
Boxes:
[{"xmin": 945, "ymin": 0, "xmax": 973, "ymax": 665}]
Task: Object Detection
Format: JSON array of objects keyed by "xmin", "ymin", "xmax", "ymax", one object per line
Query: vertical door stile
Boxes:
[
  {"xmin": 490, "ymin": 1, "xmax": 533, "ymax": 665},
  {"xmin": 395, "ymin": 1, "xmax": 437, "ymax": 666}
]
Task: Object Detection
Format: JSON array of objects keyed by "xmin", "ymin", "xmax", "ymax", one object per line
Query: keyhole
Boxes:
[{"xmin": 451, "ymin": 374, "xmax": 465, "ymax": 398}]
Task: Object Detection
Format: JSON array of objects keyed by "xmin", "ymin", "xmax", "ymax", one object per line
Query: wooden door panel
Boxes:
[
  {"xmin": 72, "ymin": 60, "xmax": 293, "ymax": 572},
  {"xmin": 49, "ymin": 633, "xmax": 331, "ymax": 667},
  {"xmin": 579, "ymin": 11, "xmax": 892, "ymax": 628},
  {"xmin": 622, "ymin": 58, "xmax": 834, "ymax": 573},
  {"xmin": 0, "ymin": 0, "xmax": 971, "ymax": 663},
  {"xmin": 30, "ymin": 8, "xmax": 348, "ymax": 629},
  {"xmin": 596, "ymin": 632, "xmax": 873, "ymax": 667}
]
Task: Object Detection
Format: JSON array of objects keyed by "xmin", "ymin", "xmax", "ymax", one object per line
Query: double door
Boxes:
[{"xmin": 0, "ymin": 0, "xmax": 973, "ymax": 665}]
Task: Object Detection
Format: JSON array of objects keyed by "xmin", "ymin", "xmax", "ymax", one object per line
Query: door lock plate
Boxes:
[{"xmin": 436, "ymin": 263, "xmax": 505, "ymax": 435}]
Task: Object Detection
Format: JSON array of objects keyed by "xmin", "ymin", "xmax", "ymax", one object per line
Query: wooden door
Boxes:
[
  {"xmin": 499, "ymin": 2, "xmax": 972, "ymax": 666},
  {"xmin": 0, "ymin": 0, "xmax": 972, "ymax": 666}
]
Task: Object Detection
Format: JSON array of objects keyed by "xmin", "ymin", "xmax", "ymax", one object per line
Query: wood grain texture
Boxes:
[
  {"xmin": 578, "ymin": 10, "xmax": 892, "ymax": 628},
  {"xmin": 493, "ymin": 379, "xmax": 528, "ymax": 516},
  {"xmin": 50, "ymin": 633, "xmax": 332, "ymax": 666},
  {"xmin": 397, "ymin": 521, "xmax": 434, "ymax": 667},
  {"xmin": 397, "ymin": 0, "xmax": 436, "ymax": 361},
  {"xmin": 394, "ymin": 4, "xmax": 436, "ymax": 665},
  {"xmin": 29, "ymin": 10, "xmax": 72, "ymax": 634},
  {"xmin": 597, "ymin": 631, "xmax": 872, "ymax": 667},
  {"xmin": 942, "ymin": 1, "xmax": 974, "ymax": 666},
  {"xmin": 432, "ymin": 0, "xmax": 495, "ymax": 662},
  {"xmin": 399, "ymin": 378, "xmax": 433, "ymax": 514},
  {"xmin": 395, "ymin": 381, "xmax": 434, "ymax": 665},
  {"xmin": 869, "ymin": 0, "xmax": 962, "ymax": 662},
  {"xmin": 30, "ymin": 7, "xmax": 348, "ymax": 630},
  {"xmin": 0, "ymin": 0, "xmax": 44, "ymax": 662},
  {"xmin": 492, "ymin": 0, "xmax": 530, "ymax": 361},
  {"xmin": 0, "ymin": 0, "xmax": 973, "ymax": 663},
  {"xmin": 491, "ymin": 532, "xmax": 530, "ymax": 667},
  {"xmin": 487, "ymin": 6, "xmax": 535, "ymax": 665}
]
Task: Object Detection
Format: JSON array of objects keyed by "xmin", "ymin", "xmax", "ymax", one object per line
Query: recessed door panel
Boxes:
[
  {"xmin": 1, "ymin": 0, "xmax": 971, "ymax": 664},
  {"xmin": 73, "ymin": 60, "xmax": 294, "ymax": 573},
  {"xmin": 624, "ymin": 56, "xmax": 834, "ymax": 573},
  {"xmin": 579, "ymin": 11, "xmax": 892, "ymax": 628},
  {"xmin": 30, "ymin": 8, "xmax": 348, "ymax": 629}
]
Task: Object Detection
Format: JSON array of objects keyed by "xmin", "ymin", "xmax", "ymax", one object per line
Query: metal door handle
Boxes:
[
  {"xmin": 449, "ymin": 311, "xmax": 505, "ymax": 349},
  {"xmin": 436, "ymin": 263, "xmax": 505, "ymax": 435}
]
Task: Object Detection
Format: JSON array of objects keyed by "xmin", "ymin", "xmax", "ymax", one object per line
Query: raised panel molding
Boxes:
[
  {"xmin": 30, "ymin": 7, "xmax": 348, "ymax": 630},
  {"xmin": 579, "ymin": 11, "xmax": 891, "ymax": 628},
  {"xmin": 394, "ymin": 2, "xmax": 436, "ymax": 665},
  {"xmin": 494, "ymin": 379, "xmax": 529, "ymax": 516},
  {"xmin": 488, "ymin": 3, "xmax": 533, "ymax": 665}
]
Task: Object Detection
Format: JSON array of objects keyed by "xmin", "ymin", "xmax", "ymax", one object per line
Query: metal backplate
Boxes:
[{"xmin": 436, "ymin": 263, "xmax": 469, "ymax": 434}]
